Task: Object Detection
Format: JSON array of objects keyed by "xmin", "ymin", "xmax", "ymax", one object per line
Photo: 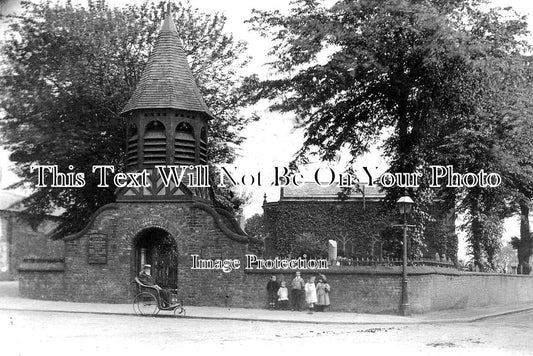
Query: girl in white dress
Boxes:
[{"xmin": 304, "ymin": 276, "xmax": 317, "ymax": 312}]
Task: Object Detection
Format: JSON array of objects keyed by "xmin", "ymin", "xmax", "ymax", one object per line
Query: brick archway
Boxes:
[
  {"xmin": 125, "ymin": 216, "xmax": 181, "ymax": 246},
  {"xmin": 126, "ymin": 217, "xmax": 182, "ymax": 291}
]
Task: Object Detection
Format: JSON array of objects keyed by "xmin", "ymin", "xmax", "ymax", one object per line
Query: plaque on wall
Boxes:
[{"xmin": 88, "ymin": 233, "xmax": 108, "ymax": 264}]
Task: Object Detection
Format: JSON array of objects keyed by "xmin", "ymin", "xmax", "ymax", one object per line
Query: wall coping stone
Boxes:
[
  {"xmin": 245, "ymin": 266, "xmax": 533, "ymax": 277},
  {"xmin": 18, "ymin": 261, "xmax": 65, "ymax": 272}
]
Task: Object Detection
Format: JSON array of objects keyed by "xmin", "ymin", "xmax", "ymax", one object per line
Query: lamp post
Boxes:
[{"xmin": 397, "ymin": 195, "xmax": 414, "ymax": 317}]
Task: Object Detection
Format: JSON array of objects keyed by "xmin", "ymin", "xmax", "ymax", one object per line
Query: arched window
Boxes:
[
  {"xmin": 143, "ymin": 121, "xmax": 166, "ymax": 165},
  {"xmin": 199, "ymin": 127, "xmax": 207, "ymax": 165},
  {"xmin": 127, "ymin": 123, "xmax": 138, "ymax": 168},
  {"xmin": 174, "ymin": 122, "xmax": 196, "ymax": 165}
]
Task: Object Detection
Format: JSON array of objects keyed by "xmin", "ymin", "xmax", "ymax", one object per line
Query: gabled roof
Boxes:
[
  {"xmin": 121, "ymin": 8, "xmax": 214, "ymax": 118},
  {"xmin": 281, "ymin": 182, "xmax": 384, "ymax": 201},
  {"xmin": 0, "ymin": 190, "xmax": 64, "ymax": 216},
  {"xmin": 0, "ymin": 190, "xmax": 25, "ymax": 210}
]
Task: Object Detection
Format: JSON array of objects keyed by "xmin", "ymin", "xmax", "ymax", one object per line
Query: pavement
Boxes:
[{"xmin": 1, "ymin": 281, "xmax": 533, "ymax": 325}]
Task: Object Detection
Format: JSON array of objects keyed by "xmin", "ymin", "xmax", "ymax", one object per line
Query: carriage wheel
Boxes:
[
  {"xmin": 133, "ymin": 292, "xmax": 158, "ymax": 316},
  {"xmin": 173, "ymin": 307, "xmax": 186, "ymax": 317}
]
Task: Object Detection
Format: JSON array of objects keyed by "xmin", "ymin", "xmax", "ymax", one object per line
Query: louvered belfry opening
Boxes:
[
  {"xmin": 174, "ymin": 122, "xmax": 196, "ymax": 165},
  {"xmin": 127, "ymin": 123, "xmax": 138, "ymax": 169},
  {"xmin": 199, "ymin": 127, "xmax": 207, "ymax": 165},
  {"xmin": 143, "ymin": 120, "xmax": 167, "ymax": 166}
]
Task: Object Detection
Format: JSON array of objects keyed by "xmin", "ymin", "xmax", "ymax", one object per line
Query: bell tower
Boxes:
[
  {"xmin": 118, "ymin": 4, "xmax": 212, "ymax": 202},
  {"xmin": 18, "ymin": 1, "xmax": 261, "ymax": 307}
]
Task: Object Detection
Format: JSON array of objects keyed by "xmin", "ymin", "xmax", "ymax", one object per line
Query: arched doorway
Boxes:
[{"xmin": 134, "ymin": 227, "xmax": 178, "ymax": 289}]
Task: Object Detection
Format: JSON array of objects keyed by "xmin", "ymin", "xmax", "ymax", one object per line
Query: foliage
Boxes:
[
  {"xmin": 0, "ymin": 0, "xmax": 252, "ymax": 234},
  {"xmin": 263, "ymin": 198, "xmax": 458, "ymax": 259},
  {"xmin": 463, "ymin": 209, "xmax": 504, "ymax": 270},
  {"xmin": 493, "ymin": 242, "xmax": 517, "ymax": 273},
  {"xmin": 264, "ymin": 201, "xmax": 381, "ymax": 257},
  {"xmin": 515, "ymin": 202, "xmax": 532, "ymax": 274},
  {"xmin": 424, "ymin": 219, "xmax": 458, "ymax": 263},
  {"xmin": 292, "ymin": 232, "xmax": 328, "ymax": 259},
  {"xmin": 244, "ymin": 213, "xmax": 266, "ymax": 239},
  {"xmin": 496, "ymin": 75, "xmax": 533, "ymax": 273},
  {"xmin": 248, "ymin": 0, "xmax": 532, "ymax": 268},
  {"xmin": 443, "ymin": 53, "xmax": 533, "ymax": 271},
  {"xmin": 511, "ymin": 231, "xmax": 533, "ymax": 274},
  {"xmin": 208, "ymin": 167, "xmax": 253, "ymax": 213}
]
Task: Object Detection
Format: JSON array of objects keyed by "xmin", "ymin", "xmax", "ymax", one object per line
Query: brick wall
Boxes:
[
  {"xmin": 55, "ymin": 202, "xmax": 248, "ymax": 304},
  {"xmin": 239, "ymin": 267, "xmax": 533, "ymax": 314},
  {"xmin": 0, "ymin": 213, "xmax": 63, "ymax": 281},
  {"xmin": 11, "ymin": 218, "xmax": 63, "ymax": 277},
  {"xmin": 16, "ymin": 200, "xmax": 533, "ymax": 314},
  {"xmin": 0, "ymin": 215, "xmax": 10, "ymax": 280},
  {"xmin": 18, "ymin": 260, "xmax": 65, "ymax": 300},
  {"xmin": 408, "ymin": 271, "xmax": 533, "ymax": 313},
  {"xmin": 18, "ymin": 256, "xmax": 533, "ymax": 313},
  {"xmin": 19, "ymin": 271, "xmax": 65, "ymax": 300},
  {"xmin": 239, "ymin": 268, "xmax": 402, "ymax": 313}
]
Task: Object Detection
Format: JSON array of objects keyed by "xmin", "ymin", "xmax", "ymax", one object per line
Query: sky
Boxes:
[{"xmin": 1, "ymin": 0, "xmax": 533, "ymax": 259}]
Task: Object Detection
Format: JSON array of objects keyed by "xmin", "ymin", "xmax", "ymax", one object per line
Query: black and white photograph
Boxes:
[{"xmin": 1, "ymin": 0, "xmax": 533, "ymax": 354}]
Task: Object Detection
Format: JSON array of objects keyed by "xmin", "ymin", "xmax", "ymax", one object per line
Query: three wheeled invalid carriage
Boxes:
[{"xmin": 132, "ymin": 277, "xmax": 186, "ymax": 317}]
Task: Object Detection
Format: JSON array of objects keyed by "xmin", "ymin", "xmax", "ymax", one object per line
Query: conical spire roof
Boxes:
[{"xmin": 121, "ymin": 6, "xmax": 214, "ymax": 118}]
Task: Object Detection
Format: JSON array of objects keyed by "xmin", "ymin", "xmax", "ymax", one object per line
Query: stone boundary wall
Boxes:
[
  {"xmin": 0, "ymin": 212, "xmax": 63, "ymax": 281},
  {"xmin": 409, "ymin": 271, "xmax": 533, "ymax": 313},
  {"xmin": 17, "ymin": 263, "xmax": 533, "ymax": 314},
  {"xmin": 18, "ymin": 259, "xmax": 65, "ymax": 300},
  {"xmin": 241, "ymin": 267, "xmax": 533, "ymax": 314}
]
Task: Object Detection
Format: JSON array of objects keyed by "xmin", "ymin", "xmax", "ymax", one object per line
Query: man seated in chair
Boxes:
[{"xmin": 138, "ymin": 264, "xmax": 172, "ymax": 307}]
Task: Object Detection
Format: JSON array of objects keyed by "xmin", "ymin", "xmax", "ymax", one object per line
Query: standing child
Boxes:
[
  {"xmin": 266, "ymin": 275, "xmax": 279, "ymax": 309},
  {"xmin": 290, "ymin": 271, "xmax": 305, "ymax": 311},
  {"xmin": 316, "ymin": 276, "xmax": 331, "ymax": 311},
  {"xmin": 304, "ymin": 276, "xmax": 317, "ymax": 313},
  {"xmin": 277, "ymin": 281, "xmax": 289, "ymax": 310}
]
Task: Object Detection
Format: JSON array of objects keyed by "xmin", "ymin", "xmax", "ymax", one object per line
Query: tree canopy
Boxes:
[
  {"xmin": 0, "ymin": 0, "xmax": 252, "ymax": 236},
  {"xmin": 244, "ymin": 213, "xmax": 266, "ymax": 239},
  {"xmin": 248, "ymin": 0, "xmax": 533, "ymax": 270}
]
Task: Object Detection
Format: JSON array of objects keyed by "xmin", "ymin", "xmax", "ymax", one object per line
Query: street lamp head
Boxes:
[{"xmin": 397, "ymin": 195, "xmax": 414, "ymax": 215}]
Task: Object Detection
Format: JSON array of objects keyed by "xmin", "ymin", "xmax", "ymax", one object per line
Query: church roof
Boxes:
[
  {"xmin": 121, "ymin": 9, "xmax": 214, "ymax": 118},
  {"xmin": 280, "ymin": 182, "xmax": 384, "ymax": 201}
]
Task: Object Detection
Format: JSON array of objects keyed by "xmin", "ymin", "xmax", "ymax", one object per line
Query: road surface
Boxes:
[{"xmin": 1, "ymin": 309, "xmax": 531, "ymax": 355}]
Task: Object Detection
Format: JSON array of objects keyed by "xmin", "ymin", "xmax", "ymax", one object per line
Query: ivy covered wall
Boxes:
[{"xmin": 263, "ymin": 199, "xmax": 458, "ymax": 262}]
